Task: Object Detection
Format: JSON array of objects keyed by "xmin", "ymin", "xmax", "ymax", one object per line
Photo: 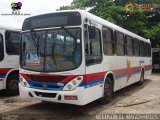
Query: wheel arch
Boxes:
[{"xmin": 103, "ymin": 71, "xmax": 115, "ymax": 92}]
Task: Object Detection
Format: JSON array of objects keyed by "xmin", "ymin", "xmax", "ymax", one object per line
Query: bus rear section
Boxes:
[
  {"xmin": 0, "ymin": 26, "xmax": 20, "ymax": 95},
  {"xmin": 152, "ymin": 48, "xmax": 160, "ymax": 72}
]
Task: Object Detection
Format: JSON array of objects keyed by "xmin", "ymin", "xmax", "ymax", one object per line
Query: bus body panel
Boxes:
[
  {"xmin": 102, "ymin": 56, "xmax": 128, "ymax": 91},
  {"xmin": 103, "ymin": 56, "xmax": 152, "ymax": 92},
  {"xmin": 85, "ymin": 10, "xmax": 151, "ymax": 92}
]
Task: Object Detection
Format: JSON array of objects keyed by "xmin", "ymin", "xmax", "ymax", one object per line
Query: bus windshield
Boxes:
[{"xmin": 21, "ymin": 28, "xmax": 82, "ymax": 72}]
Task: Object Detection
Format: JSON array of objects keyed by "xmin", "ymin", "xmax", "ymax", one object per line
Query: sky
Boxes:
[{"xmin": 0, "ymin": 0, "xmax": 73, "ymax": 29}]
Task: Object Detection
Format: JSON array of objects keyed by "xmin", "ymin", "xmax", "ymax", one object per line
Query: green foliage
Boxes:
[
  {"xmin": 58, "ymin": 0, "xmax": 160, "ymax": 47},
  {"xmin": 145, "ymin": 24, "xmax": 160, "ymax": 38}
]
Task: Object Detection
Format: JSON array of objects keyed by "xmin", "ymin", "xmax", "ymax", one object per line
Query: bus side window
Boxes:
[
  {"xmin": 5, "ymin": 31, "xmax": 20, "ymax": 55},
  {"xmin": 115, "ymin": 31, "xmax": 125, "ymax": 56},
  {"xmin": 126, "ymin": 35, "xmax": 133, "ymax": 56},
  {"xmin": 102, "ymin": 27, "xmax": 114, "ymax": 55},
  {"xmin": 133, "ymin": 39, "xmax": 140, "ymax": 57},
  {"xmin": 147, "ymin": 43, "xmax": 151, "ymax": 57},
  {"xmin": 149, "ymin": 44, "xmax": 151, "ymax": 57},
  {"xmin": 147, "ymin": 43, "xmax": 150, "ymax": 57},
  {"xmin": 140, "ymin": 41, "xmax": 145, "ymax": 57},
  {"xmin": 86, "ymin": 27, "xmax": 102, "ymax": 65},
  {"xmin": 0, "ymin": 34, "xmax": 4, "ymax": 61},
  {"xmin": 144, "ymin": 42, "xmax": 148, "ymax": 57}
]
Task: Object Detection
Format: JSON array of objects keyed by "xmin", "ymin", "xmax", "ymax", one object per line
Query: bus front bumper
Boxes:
[{"xmin": 19, "ymin": 83, "xmax": 86, "ymax": 105}]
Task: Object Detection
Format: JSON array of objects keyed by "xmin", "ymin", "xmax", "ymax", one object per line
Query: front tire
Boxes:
[
  {"xmin": 98, "ymin": 77, "xmax": 113, "ymax": 105},
  {"xmin": 6, "ymin": 74, "xmax": 19, "ymax": 95}
]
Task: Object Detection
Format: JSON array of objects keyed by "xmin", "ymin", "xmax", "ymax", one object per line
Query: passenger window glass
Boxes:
[
  {"xmin": 5, "ymin": 31, "xmax": 20, "ymax": 55},
  {"xmin": 126, "ymin": 36, "xmax": 133, "ymax": 56},
  {"xmin": 90, "ymin": 29, "xmax": 101, "ymax": 56},
  {"xmin": 140, "ymin": 41, "xmax": 145, "ymax": 57},
  {"xmin": 146, "ymin": 43, "xmax": 151, "ymax": 57},
  {"xmin": 0, "ymin": 34, "xmax": 4, "ymax": 61},
  {"xmin": 86, "ymin": 27, "xmax": 102, "ymax": 65},
  {"xmin": 148, "ymin": 44, "xmax": 151, "ymax": 57},
  {"xmin": 102, "ymin": 28, "xmax": 114, "ymax": 55},
  {"xmin": 133, "ymin": 39, "xmax": 140, "ymax": 56},
  {"xmin": 116, "ymin": 32, "xmax": 125, "ymax": 56},
  {"xmin": 144, "ymin": 42, "xmax": 148, "ymax": 57}
]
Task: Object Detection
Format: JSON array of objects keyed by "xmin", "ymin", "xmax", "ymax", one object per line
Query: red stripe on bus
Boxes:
[
  {"xmin": 20, "ymin": 64, "xmax": 152, "ymax": 82},
  {"xmin": 144, "ymin": 65, "xmax": 152, "ymax": 69},
  {"xmin": 61, "ymin": 76, "xmax": 78, "ymax": 83},
  {"xmin": 132, "ymin": 66, "xmax": 141, "ymax": 71},
  {"xmin": 20, "ymin": 73, "xmax": 30, "ymax": 81},
  {"xmin": 0, "ymin": 68, "xmax": 12, "ymax": 74},
  {"xmin": 113, "ymin": 68, "xmax": 127, "ymax": 75},
  {"xmin": 85, "ymin": 72, "xmax": 105, "ymax": 82}
]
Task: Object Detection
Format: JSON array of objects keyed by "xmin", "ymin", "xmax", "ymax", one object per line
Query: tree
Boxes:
[{"xmin": 58, "ymin": 0, "xmax": 160, "ymax": 48}]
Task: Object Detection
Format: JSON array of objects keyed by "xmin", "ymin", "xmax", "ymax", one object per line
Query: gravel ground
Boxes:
[
  {"xmin": 0, "ymin": 95, "xmax": 40, "ymax": 113},
  {"xmin": 0, "ymin": 74, "xmax": 160, "ymax": 120}
]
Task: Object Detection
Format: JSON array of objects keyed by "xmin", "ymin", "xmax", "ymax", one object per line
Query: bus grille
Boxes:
[
  {"xmin": 26, "ymin": 74, "xmax": 68, "ymax": 83},
  {"xmin": 22, "ymin": 74, "xmax": 77, "ymax": 90},
  {"xmin": 34, "ymin": 91, "xmax": 57, "ymax": 98}
]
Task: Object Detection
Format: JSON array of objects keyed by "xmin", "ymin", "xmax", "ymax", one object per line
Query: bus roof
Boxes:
[{"xmin": 0, "ymin": 25, "xmax": 20, "ymax": 31}]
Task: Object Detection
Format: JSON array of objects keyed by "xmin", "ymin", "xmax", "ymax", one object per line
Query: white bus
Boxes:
[
  {"xmin": 0, "ymin": 26, "xmax": 20, "ymax": 95},
  {"xmin": 19, "ymin": 10, "xmax": 152, "ymax": 105}
]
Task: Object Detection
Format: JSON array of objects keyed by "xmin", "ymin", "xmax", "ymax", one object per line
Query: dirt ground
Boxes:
[{"xmin": 0, "ymin": 73, "xmax": 160, "ymax": 120}]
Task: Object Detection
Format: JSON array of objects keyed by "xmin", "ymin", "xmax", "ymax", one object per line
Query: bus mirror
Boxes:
[{"xmin": 88, "ymin": 26, "xmax": 96, "ymax": 39}]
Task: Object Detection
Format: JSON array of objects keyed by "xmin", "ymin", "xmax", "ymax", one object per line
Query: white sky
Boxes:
[{"xmin": 0, "ymin": 0, "xmax": 73, "ymax": 29}]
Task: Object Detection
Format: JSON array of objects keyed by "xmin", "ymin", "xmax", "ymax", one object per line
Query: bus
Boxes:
[
  {"xmin": 0, "ymin": 26, "xmax": 20, "ymax": 95},
  {"xmin": 19, "ymin": 10, "xmax": 152, "ymax": 105}
]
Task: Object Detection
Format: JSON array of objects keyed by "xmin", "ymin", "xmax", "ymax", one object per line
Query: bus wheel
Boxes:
[
  {"xmin": 98, "ymin": 77, "xmax": 113, "ymax": 105},
  {"xmin": 137, "ymin": 70, "xmax": 144, "ymax": 85},
  {"xmin": 6, "ymin": 74, "xmax": 19, "ymax": 95}
]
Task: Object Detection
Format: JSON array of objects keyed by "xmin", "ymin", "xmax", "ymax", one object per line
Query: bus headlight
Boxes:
[
  {"xmin": 63, "ymin": 76, "xmax": 83, "ymax": 91},
  {"xmin": 19, "ymin": 76, "xmax": 30, "ymax": 87}
]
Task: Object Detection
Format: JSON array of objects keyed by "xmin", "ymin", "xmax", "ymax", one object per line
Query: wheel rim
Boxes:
[{"xmin": 9, "ymin": 79, "xmax": 18, "ymax": 90}]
